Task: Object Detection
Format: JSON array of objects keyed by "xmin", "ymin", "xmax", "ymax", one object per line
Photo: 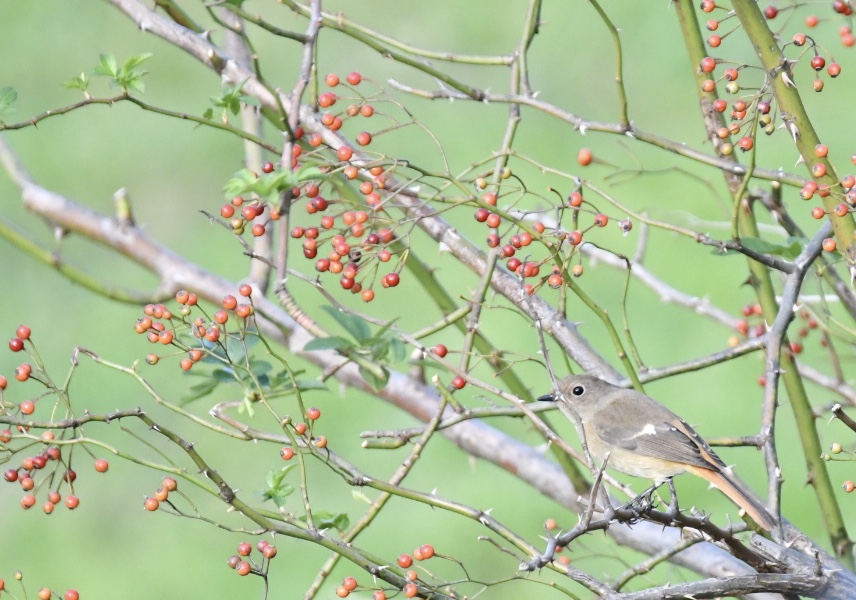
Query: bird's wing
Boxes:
[{"xmin": 592, "ymin": 395, "xmax": 726, "ymax": 472}]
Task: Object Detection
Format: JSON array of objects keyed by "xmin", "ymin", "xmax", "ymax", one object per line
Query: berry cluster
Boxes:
[
  {"xmin": 2, "ymin": 325, "xmax": 106, "ymax": 513},
  {"xmin": 143, "ymin": 476, "xmax": 178, "ymax": 512},
  {"xmin": 227, "ymin": 539, "xmax": 278, "ymax": 578},
  {"xmin": 135, "ymin": 286, "xmax": 256, "ymax": 371},
  {"xmin": 697, "ymin": 3, "xmax": 856, "ymax": 229},
  {"xmin": 217, "ymin": 69, "xmax": 410, "ymax": 303},
  {"xmin": 0, "ymin": 574, "xmax": 81, "ymax": 600},
  {"xmin": 280, "ymin": 407, "xmax": 326, "ymax": 456},
  {"xmin": 472, "ymin": 156, "xmax": 632, "ymax": 295}
]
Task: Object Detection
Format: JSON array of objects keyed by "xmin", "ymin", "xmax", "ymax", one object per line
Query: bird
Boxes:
[{"xmin": 538, "ymin": 374, "xmax": 775, "ymax": 531}]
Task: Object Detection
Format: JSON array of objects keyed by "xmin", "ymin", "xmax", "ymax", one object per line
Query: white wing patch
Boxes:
[{"xmin": 639, "ymin": 423, "xmax": 657, "ymax": 436}]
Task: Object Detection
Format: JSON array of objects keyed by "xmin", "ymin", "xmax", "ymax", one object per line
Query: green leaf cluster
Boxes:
[
  {"xmin": 303, "ymin": 306, "xmax": 407, "ymax": 391},
  {"xmin": 180, "ymin": 336, "xmax": 327, "ymax": 408},
  {"xmin": 224, "ymin": 165, "xmax": 325, "ymax": 204},
  {"xmin": 203, "ymin": 80, "xmax": 259, "ymax": 123},
  {"xmin": 91, "ymin": 53, "xmax": 153, "ymax": 94}
]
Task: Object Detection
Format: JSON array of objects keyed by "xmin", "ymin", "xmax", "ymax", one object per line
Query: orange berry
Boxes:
[{"xmin": 577, "ymin": 148, "xmax": 593, "ymax": 166}]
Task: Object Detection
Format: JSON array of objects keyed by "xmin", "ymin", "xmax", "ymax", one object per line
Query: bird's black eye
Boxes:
[{"xmin": 572, "ymin": 385, "xmax": 585, "ymax": 396}]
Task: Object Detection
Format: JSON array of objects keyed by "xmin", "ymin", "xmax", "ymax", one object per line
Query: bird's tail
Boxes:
[{"xmin": 685, "ymin": 465, "xmax": 776, "ymax": 531}]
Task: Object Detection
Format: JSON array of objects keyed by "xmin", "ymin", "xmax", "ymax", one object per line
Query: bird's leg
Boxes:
[
  {"xmin": 666, "ymin": 478, "xmax": 680, "ymax": 515},
  {"xmin": 620, "ymin": 481, "xmax": 664, "ymax": 517}
]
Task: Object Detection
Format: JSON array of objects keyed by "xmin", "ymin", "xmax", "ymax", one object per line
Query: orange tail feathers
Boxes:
[{"xmin": 685, "ymin": 465, "xmax": 776, "ymax": 531}]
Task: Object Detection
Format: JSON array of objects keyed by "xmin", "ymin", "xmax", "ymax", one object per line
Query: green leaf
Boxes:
[
  {"xmin": 95, "ymin": 53, "xmax": 118, "ymax": 77},
  {"xmin": 64, "ymin": 73, "xmax": 89, "ymax": 92},
  {"xmin": 740, "ymin": 236, "xmax": 805, "ymax": 259},
  {"xmin": 0, "ymin": 86, "xmax": 17, "ymax": 120},
  {"xmin": 125, "ymin": 78, "xmax": 146, "ymax": 94},
  {"xmin": 369, "ymin": 339, "xmax": 390, "ymax": 361},
  {"xmin": 202, "ymin": 107, "xmax": 213, "ymax": 120},
  {"xmin": 303, "ymin": 336, "xmax": 353, "ymax": 352},
  {"xmin": 0, "ymin": 86, "xmax": 18, "ymax": 108},
  {"xmin": 179, "ymin": 378, "xmax": 220, "ymax": 405},
  {"xmin": 266, "ymin": 464, "xmax": 297, "ymax": 489},
  {"xmin": 247, "ymin": 358, "xmax": 272, "ymax": 375},
  {"xmin": 388, "ymin": 338, "xmax": 407, "ymax": 364},
  {"xmin": 260, "ymin": 465, "xmax": 297, "ymax": 508},
  {"xmin": 211, "ymin": 368, "xmax": 237, "ymax": 383},
  {"xmin": 122, "ymin": 53, "xmax": 153, "ymax": 72},
  {"xmin": 352, "ymin": 490, "xmax": 372, "ymax": 505},
  {"xmin": 359, "ymin": 364, "xmax": 389, "ymax": 391},
  {"xmin": 295, "ymin": 378, "xmax": 330, "ymax": 391},
  {"xmin": 374, "ymin": 318, "xmax": 399, "ymax": 340},
  {"xmin": 321, "ymin": 305, "xmax": 371, "ymax": 342},
  {"xmin": 294, "ymin": 165, "xmax": 326, "ymax": 183},
  {"xmin": 302, "ymin": 511, "xmax": 350, "ymax": 532}
]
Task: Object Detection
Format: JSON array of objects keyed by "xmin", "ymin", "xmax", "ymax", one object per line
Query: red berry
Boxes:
[
  {"xmin": 307, "ymin": 407, "xmax": 321, "ymax": 421},
  {"xmin": 451, "ymin": 376, "xmax": 466, "ymax": 389},
  {"xmin": 239, "ymin": 284, "xmax": 253, "ymax": 297},
  {"xmin": 94, "ymin": 458, "xmax": 109, "ymax": 473},
  {"xmin": 65, "ymin": 495, "xmax": 79, "ymax": 509},
  {"xmin": 343, "ymin": 577, "xmax": 358, "ymax": 591},
  {"xmin": 700, "ymin": 56, "xmax": 716, "ymax": 73},
  {"xmin": 346, "ymin": 72, "xmax": 362, "ymax": 85},
  {"xmin": 433, "ymin": 344, "xmax": 448, "ymax": 358},
  {"xmin": 356, "ymin": 132, "xmax": 372, "ymax": 146},
  {"xmin": 811, "ymin": 55, "xmax": 826, "ymax": 71},
  {"xmin": 15, "ymin": 363, "xmax": 33, "ymax": 381},
  {"xmin": 325, "ymin": 73, "xmax": 340, "ymax": 87},
  {"xmin": 16, "ymin": 326, "xmax": 31, "ymax": 340},
  {"xmin": 65, "ymin": 591, "xmax": 80, "ymax": 600},
  {"xmin": 20, "ymin": 400, "xmax": 35, "ymax": 415},
  {"xmin": 577, "ymin": 148, "xmax": 593, "ymax": 166},
  {"xmin": 398, "ymin": 554, "xmax": 413, "ymax": 568},
  {"xmin": 280, "ymin": 447, "xmax": 294, "ymax": 460},
  {"xmin": 9, "ymin": 338, "xmax": 23, "ymax": 352},
  {"xmin": 764, "ymin": 5, "xmax": 778, "ymax": 18}
]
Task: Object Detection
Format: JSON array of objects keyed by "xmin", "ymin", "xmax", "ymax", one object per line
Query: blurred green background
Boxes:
[{"xmin": 2, "ymin": 1, "xmax": 855, "ymax": 598}]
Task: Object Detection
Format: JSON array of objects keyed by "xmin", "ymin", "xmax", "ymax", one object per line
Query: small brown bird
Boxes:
[{"xmin": 539, "ymin": 374, "xmax": 775, "ymax": 531}]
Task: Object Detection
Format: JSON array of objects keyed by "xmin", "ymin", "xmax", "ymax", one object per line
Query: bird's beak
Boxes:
[{"xmin": 537, "ymin": 392, "xmax": 557, "ymax": 402}]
